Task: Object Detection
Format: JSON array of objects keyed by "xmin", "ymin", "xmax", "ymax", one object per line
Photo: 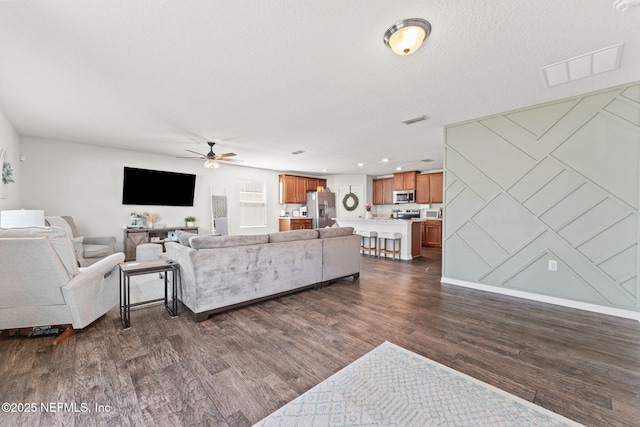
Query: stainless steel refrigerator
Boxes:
[{"xmin": 306, "ymin": 191, "xmax": 336, "ymax": 228}]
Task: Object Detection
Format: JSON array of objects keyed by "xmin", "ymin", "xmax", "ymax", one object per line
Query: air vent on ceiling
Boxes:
[
  {"xmin": 421, "ymin": 158, "xmax": 434, "ymax": 163},
  {"xmin": 541, "ymin": 43, "xmax": 623, "ymax": 87},
  {"xmin": 401, "ymin": 115, "xmax": 429, "ymax": 125},
  {"xmin": 291, "ymin": 150, "xmax": 305, "ymax": 155}
]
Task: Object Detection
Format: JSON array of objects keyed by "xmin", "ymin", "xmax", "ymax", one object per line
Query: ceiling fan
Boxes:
[{"xmin": 182, "ymin": 142, "xmax": 243, "ymax": 169}]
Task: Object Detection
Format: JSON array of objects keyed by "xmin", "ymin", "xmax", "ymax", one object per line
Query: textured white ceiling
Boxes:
[{"xmin": 0, "ymin": 0, "xmax": 639, "ymax": 176}]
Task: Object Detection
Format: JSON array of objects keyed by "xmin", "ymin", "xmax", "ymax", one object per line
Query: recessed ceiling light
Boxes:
[
  {"xmin": 321, "ymin": 169, "xmax": 327, "ymax": 172},
  {"xmin": 396, "ymin": 167, "xmax": 402, "ymax": 171},
  {"xmin": 357, "ymin": 163, "xmax": 364, "ymax": 167},
  {"xmin": 381, "ymin": 158, "xmax": 389, "ymax": 163}
]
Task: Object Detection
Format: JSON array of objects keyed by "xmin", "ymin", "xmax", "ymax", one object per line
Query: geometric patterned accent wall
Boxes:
[{"xmin": 443, "ymin": 82, "xmax": 640, "ymax": 312}]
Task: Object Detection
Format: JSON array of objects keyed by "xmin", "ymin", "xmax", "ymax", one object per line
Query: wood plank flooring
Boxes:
[{"xmin": 1, "ymin": 248, "xmax": 639, "ymax": 426}]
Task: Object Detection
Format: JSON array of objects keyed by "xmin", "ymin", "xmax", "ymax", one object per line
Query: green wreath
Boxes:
[{"xmin": 342, "ymin": 192, "xmax": 359, "ymax": 211}]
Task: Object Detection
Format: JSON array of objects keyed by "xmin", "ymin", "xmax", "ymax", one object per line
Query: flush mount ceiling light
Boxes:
[
  {"xmin": 613, "ymin": 0, "xmax": 640, "ymax": 11},
  {"xmin": 383, "ymin": 18, "xmax": 431, "ymax": 55}
]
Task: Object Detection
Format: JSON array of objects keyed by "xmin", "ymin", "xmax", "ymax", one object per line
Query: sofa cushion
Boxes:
[
  {"xmin": 83, "ymin": 243, "xmax": 113, "ymax": 258},
  {"xmin": 0, "ymin": 226, "xmax": 79, "ymax": 277},
  {"xmin": 316, "ymin": 226, "xmax": 355, "ymax": 239},
  {"xmin": 176, "ymin": 230, "xmax": 198, "ymax": 247},
  {"xmin": 268, "ymin": 229, "xmax": 319, "ymax": 243},
  {"xmin": 190, "ymin": 234, "xmax": 269, "ymax": 250}
]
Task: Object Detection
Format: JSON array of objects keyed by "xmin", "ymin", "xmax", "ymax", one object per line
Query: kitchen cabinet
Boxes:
[
  {"xmin": 393, "ymin": 171, "xmax": 416, "ymax": 191},
  {"xmin": 421, "ymin": 220, "xmax": 442, "ymax": 248},
  {"xmin": 280, "ymin": 175, "xmax": 327, "ymax": 204},
  {"xmin": 279, "ymin": 217, "xmax": 312, "ymax": 231},
  {"xmin": 416, "ymin": 174, "xmax": 430, "ymax": 204},
  {"xmin": 372, "ymin": 177, "xmax": 394, "ymax": 205},
  {"xmin": 416, "ymin": 172, "xmax": 443, "ymax": 204},
  {"xmin": 429, "ymin": 172, "xmax": 443, "ymax": 203},
  {"xmin": 411, "ymin": 222, "xmax": 422, "ymax": 257}
]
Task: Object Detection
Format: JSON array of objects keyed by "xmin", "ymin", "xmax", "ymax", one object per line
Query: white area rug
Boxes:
[{"xmin": 254, "ymin": 341, "xmax": 582, "ymax": 427}]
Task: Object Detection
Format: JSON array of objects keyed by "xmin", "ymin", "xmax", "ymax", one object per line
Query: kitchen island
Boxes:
[{"xmin": 335, "ymin": 218, "xmax": 424, "ymax": 260}]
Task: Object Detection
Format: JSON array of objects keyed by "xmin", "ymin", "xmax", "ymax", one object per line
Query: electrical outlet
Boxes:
[{"xmin": 548, "ymin": 260, "xmax": 558, "ymax": 271}]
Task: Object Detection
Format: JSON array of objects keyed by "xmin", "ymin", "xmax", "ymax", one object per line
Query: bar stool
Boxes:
[
  {"xmin": 356, "ymin": 231, "xmax": 378, "ymax": 256},
  {"xmin": 378, "ymin": 232, "xmax": 401, "ymax": 260}
]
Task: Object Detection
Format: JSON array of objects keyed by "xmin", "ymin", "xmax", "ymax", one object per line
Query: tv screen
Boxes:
[{"xmin": 122, "ymin": 167, "xmax": 196, "ymax": 206}]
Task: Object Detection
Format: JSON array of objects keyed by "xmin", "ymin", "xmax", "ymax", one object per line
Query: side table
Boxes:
[{"xmin": 119, "ymin": 259, "xmax": 180, "ymax": 329}]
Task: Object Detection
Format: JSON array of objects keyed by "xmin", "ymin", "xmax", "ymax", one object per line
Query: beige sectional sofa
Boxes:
[{"xmin": 165, "ymin": 227, "xmax": 360, "ymax": 321}]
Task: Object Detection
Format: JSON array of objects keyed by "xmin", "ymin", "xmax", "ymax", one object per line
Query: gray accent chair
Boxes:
[
  {"xmin": 0, "ymin": 227, "xmax": 124, "ymax": 344},
  {"xmin": 45, "ymin": 216, "xmax": 116, "ymax": 267}
]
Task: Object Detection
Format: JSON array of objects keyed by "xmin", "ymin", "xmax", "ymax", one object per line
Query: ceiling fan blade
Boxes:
[
  {"xmin": 219, "ymin": 158, "xmax": 244, "ymax": 163},
  {"xmin": 185, "ymin": 149, "xmax": 207, "ymax": 156},
  {"xmin": 218, "ymin": 152, "xmax": 236, "ymax": 157},
  {"xmin": 177, "ymin": 156, "xmax": 206, "ymax": 160}
]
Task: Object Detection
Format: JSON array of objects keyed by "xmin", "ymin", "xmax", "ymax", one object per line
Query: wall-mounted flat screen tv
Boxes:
[{"xmin": 122, "ymin": 167, "xmax": 196, "ymax": 206}]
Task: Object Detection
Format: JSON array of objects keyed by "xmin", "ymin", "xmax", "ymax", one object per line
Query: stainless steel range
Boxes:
[{"xmin": 396, "ymin": 209, "xmax": 420, "ymax": 219}]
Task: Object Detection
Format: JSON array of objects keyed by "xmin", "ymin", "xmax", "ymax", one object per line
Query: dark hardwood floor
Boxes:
[{"xmin": 1, "ymin": 248, "xmax": 639, "ymax": 426}]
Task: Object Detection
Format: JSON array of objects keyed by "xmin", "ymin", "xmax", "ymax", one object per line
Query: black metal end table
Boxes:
[{"xmin": 119, "ymin": 259, "xmax": 180, "ymax": 329}]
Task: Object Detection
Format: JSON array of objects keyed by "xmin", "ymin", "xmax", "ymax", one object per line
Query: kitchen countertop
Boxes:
[{"xmin": 335, "ymin": 217, "xmax": 442, "ymax": 222}]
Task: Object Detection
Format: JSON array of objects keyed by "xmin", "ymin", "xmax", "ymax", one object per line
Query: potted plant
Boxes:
[
  {"xmin": 184, "ymin": 216, "xmax": 196, "ymax": 227},
  {"xmin": 364, "ymin": 203, "xmax": 372, "ymax": 219}
]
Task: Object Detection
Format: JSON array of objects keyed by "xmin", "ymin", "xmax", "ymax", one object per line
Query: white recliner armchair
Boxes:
[
  {"xmin": 0, "ymin": 226, "xmax": 124, "ymax": 344},
  {"xmin": 45, "ymin": 216, "xmax": 116, "ymax": 267}
]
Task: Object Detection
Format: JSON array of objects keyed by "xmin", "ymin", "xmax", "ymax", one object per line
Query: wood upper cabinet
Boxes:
[
  {"xmin": 306, "ymin": 178, "xmax": 318, "ymax": 192},
  {"xmin": 373, "ymin": 178, "xmax": 384, "ymax": 205},
  {"xmin": 416, "ymin": 172, "xmax": 443, "ymax": 204},
  {"xmin": 280, "ymin": 175, "xmax": 326, "ymax": 204},
  {"xmin": 373, "ymin": 177, "xmax": 395, "ymax": 205},
  {"xmin": 429, "ymin": 172, "xmax": 443, "ymax": 204},
  {"xmin": 415, "ymin": 174, "xmax": 430, "ymax": 204},
  {"xmin": 393, "ymin": 171, "xmax": 416, "ymax": 190}
]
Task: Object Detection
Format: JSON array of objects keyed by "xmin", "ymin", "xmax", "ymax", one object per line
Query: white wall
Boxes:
[
  {"xmin": 0, "ymin": 108, "xmax": 22, "ymax": 211},
  {"xmin": 20, "ymin": 137, "xmax": 284, "ymax": 251},
  {"xmin": 327, "ymin": 174, "xmax": 369, "ymax": 219}
]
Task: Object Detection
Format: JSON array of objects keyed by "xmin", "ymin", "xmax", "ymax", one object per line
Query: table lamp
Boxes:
[{"xmin": 0, "ymin": 209, "xmax": 46, "ymax": 228}]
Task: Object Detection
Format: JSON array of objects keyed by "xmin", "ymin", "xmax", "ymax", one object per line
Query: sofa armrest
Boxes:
[
  {"xmin": 83, "ymin": 236, "xmax": 116, "ymax": 248},
  {"xmin": 60, "ymin": 252, "xmax": 124, "ymax": 329}
]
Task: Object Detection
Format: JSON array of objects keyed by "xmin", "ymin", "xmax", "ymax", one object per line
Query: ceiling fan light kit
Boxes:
[
  {"xmin": 384, "ymin": 18, "xmax": 431, "ymax": 55},
  {"xmin": 183, "ymin": 141, "xmax": 242, "ymax": 169},
  {"xmin": 204, "ymin": 158, "xmax": 220, "ymax": 169}
]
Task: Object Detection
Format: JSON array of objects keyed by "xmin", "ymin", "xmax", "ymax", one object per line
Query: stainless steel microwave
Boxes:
[{"xmin": 393, "ymin": 190, "xmax": 415, "ymax": 204}]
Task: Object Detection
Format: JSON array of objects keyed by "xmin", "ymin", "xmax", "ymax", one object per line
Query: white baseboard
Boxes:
[{"xmin": 441, "ymin": 277, "xmax": 640, "ymax": 323}]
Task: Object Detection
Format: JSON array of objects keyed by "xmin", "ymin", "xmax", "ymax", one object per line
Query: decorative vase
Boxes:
[
  {"xmin": 365, "ymin": 211, "xmax": 372, "ymax": 219},
  {"xmin": 186, "ymin": 221, "xmax": 194, "ymax": 227}
]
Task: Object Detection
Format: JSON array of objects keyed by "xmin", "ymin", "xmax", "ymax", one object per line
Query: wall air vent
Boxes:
[
  {"xmin": 401, "ymin": 115, "xmax": 429, "ymax": 125},
  {"xmin": 291, "ymin": 150, "xmax": 305, "ymax": 155}
]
